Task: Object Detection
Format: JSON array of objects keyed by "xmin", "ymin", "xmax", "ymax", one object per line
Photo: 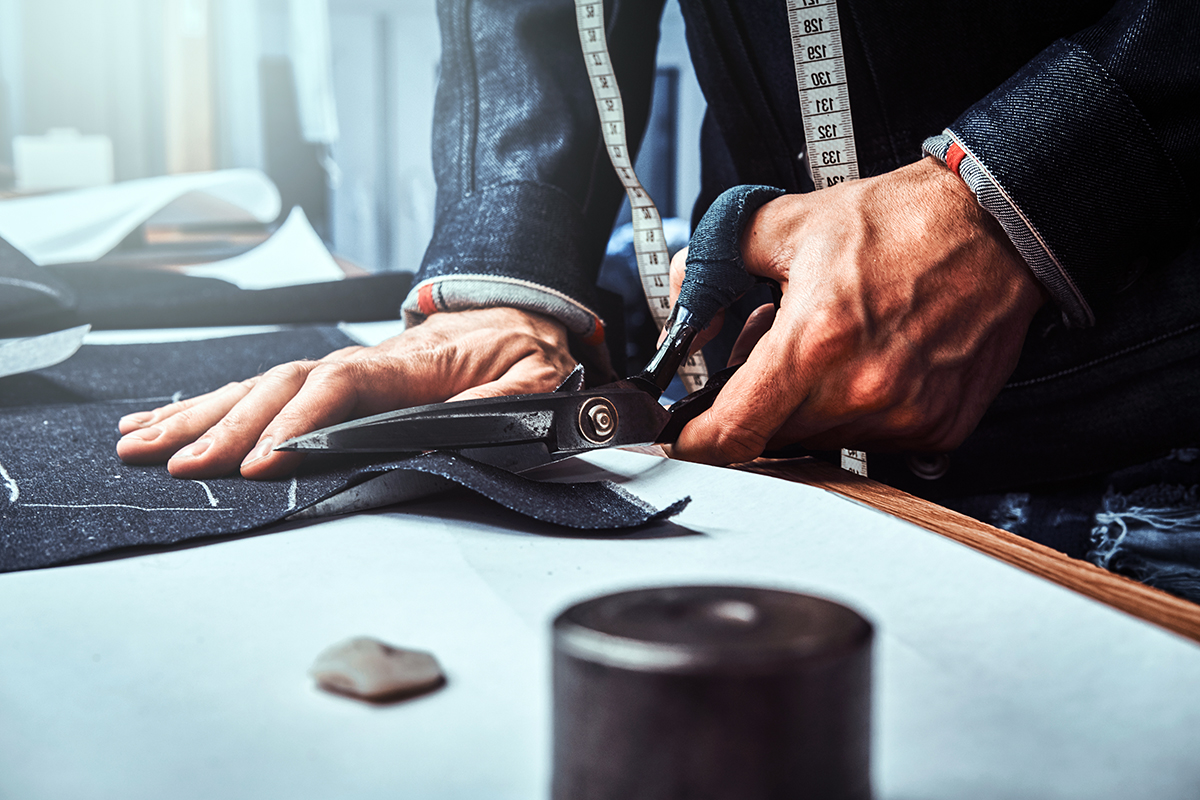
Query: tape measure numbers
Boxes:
[
  {"xmin": 787, "ymin": 0, "xmax": 860, "ymax": 190},
  {"xmin": 574, "ymin": 0, "xmax": 708, "ymax": 395},
  {"xmin": 786, "ymin": 0, "xmax": 868, "ymax": 477}
]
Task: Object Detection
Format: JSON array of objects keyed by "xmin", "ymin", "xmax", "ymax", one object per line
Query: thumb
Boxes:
[
  {"xmin": 739, "ymin": 195, "xmax": 802, "ymax": 286},
  {"xmin": 669, "ymin": 324, "xmax": 806, "ymax": 465}
]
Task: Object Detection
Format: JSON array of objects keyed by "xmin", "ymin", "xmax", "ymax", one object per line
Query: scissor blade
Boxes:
[
  {"xmin": 278, "ymin": 396, "xmax": 558, "ymax": 453},
  {"xmin": 276, "ymin": 382, "xmax": 673, "ymax": 455}
]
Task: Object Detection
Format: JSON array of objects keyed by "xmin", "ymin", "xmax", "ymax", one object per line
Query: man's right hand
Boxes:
[{"xmin": 115, "ymin": 307, "xmax": 576, "ymax": 480}]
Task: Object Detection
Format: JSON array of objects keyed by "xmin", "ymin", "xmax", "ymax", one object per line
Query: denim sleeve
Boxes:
[
  {"xmin": 930, "ymin": 0, "xmax": 1200, "ymax": 327},
  {"xmin": 402, "ymin": 0, "xmax": 666, "ymax": 346}
]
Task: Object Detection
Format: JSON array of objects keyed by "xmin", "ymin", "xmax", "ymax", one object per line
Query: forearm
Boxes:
[{"xmin": 408, "ymin": 0, "xmax": 667, "ymax": 343}]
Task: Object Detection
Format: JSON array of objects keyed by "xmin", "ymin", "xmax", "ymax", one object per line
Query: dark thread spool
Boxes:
[{"xmin": 552, "ymin": 586, "xmax": 873, "ymax": 800}]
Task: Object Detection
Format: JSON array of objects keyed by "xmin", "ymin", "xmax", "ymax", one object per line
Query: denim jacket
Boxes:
[{"xmin": 404, "ymin": 0, "xmax": 1199, "ymax": 353}]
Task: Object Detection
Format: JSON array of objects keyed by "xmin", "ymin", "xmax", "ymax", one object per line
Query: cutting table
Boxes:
[{"xmin": 2, "ymin": 363, "xmax": 1199, "ymax": 799}]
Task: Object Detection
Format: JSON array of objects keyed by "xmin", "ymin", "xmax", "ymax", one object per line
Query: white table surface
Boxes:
[{"xmin": 2, "ymin": 447, "xmax": 1198, "ymax": 800}]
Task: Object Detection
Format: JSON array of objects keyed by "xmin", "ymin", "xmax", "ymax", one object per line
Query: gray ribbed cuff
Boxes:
[
  {"xmin": 401, "ymin": 274, "xmax": 607, "ymax": 346},
  {"xmin": 923, "ymin": 131, "xmax": 1093, "ymax": 326}
]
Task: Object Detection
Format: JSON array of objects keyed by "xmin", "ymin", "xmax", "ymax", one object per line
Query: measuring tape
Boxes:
[
  {"xmin": 786, "ymin": 0, "xmax": 868, "ymax": 477},
  {"xmin": 575, "ymin": 0, "xmax": 867, "ymax": 476},
  {"xmin": 786, "ymin": 0, "xmax": 860, "ymax": 190},
  {"xmin": 574, "ymin": 0, "xmax": 707, "ymax": 395}
]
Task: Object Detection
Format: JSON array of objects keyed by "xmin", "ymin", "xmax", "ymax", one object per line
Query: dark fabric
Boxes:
[
  {"xmin": 0, "ymin": 327, "xmax": 353, "ymax": 409},
  {"xmin": 0, "ymin": 235, "xmax": 76, "ymax": 327},
  {"xmin": 0, "ymin": 329, "xmax": 688, "ymax": 572},
  {"xmin": 0, "ymin": 269, "xmax": 413, "ymax": 338},
  {"xmin": 376, "ymin": 451, "xmax": 690, "ymax": 530},
  {"xmin": 0, "ymin": 398, "xmax": 372, "ymax": 571},
  {"xmin": 950, "ymin": 18, "xmax": 1200, "ymax": 320}
]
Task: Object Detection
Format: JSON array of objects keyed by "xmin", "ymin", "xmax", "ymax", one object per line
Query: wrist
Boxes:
[
  {"xmin": 924, "ymin": 131, "xmax": 1084, "ymax": 324},
  {"xmin": 917, "ymin": 155, "xmax": 1049, "ymax": 312}
]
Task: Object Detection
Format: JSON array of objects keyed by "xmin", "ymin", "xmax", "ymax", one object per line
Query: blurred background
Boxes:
[{"xmin": 0, "ymin": 0, "xmax": 703, "ymax": 276}]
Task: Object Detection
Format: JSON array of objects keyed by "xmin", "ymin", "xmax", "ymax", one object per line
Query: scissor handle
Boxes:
[{"xmin": 634, "ymin": 185, "xmax": 785, "ymax": 394}]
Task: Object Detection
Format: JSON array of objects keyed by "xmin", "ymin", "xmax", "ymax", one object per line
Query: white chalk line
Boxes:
[
  {"xmin": 0, "ymin": 458, "xmax": 18, "ymax": 503},
  {"xmin": 191, "ymin": 480, "xmax": 219, "ymax": 507},
  {"xmin": 171, "ymin": 390, "xmax": 184, "ymax": 403},
  {"xmin": 0, "ymin": 277, "xmax": 61, "ymax": 297},
  {"xmin": 287, "ymin": 478, "xmax": 298, "ymax": 511},
  {"xmin": 22, "ymin": 503, "xmax": 236, "ymax": 513}
]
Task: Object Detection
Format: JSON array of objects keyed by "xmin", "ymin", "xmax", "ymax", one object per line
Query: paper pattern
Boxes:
[{"xmin": 0, "ymin": 169, "xmax": 281, "ymax": 266}]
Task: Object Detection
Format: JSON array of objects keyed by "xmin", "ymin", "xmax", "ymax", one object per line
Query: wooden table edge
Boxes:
[{"xmin": 733, "ymin": 456, "xmax": 1200, "ymax": 646}]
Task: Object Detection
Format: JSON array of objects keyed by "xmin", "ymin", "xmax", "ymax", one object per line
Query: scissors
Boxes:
[{"xmin": 277, "ymin": 186, "xmax": 788, "ymax": 475}]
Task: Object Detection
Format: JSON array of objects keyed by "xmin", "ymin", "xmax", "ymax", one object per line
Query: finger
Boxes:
[
  {"xmin": 116, "ymin": 380, "xmax": 255, "ymax": 465},
  {"xmin": 727, "ymin": 304, "xmax": 776, "ymax": 367},
  {"xmin": 659, "ymin": 246, "xmax": 725, "ymax": 352},
  {"xmin": 658, "ymin": 308, "xmax": 725, "ymax": 353},
  {"xmin": 166, "ymin": 361, "xmax": 319, "ymax": 479},
  {"xmin": 776, "ymin": 375, "xmax": 973, "ymax": 454},
  {"xmin": 322, "ymin": 345, "xmax": 365, "ymax": 363},
  {"xmin": 236, "ymin": 342, "xmax": 569, "ymax": 479},
  {"xmin": 446, "ymin": 356, "xmax": 572, "ymax": 402},
  {"xmin": 738, "ymin": 197, "xmax": 797, "ymax": 285},
  {"xmin": 117, "ymin": 378, "xmax": 256, "ymax": 435},
  {"xmin": 236, "ymin": 360, "xmax": 380, "ymax": 479},
  {"xmin": 669, "ymin": 325, "xmax": 819, "ymax": 465},
  {"xmin": 668, "ymin": 246, "xmax": 688, "ymax": 305}
]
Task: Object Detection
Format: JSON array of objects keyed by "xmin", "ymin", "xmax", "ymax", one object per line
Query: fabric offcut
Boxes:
[
  {"xmin": 1, "ymin": 230, "xmax": 413, "ymax": 338},
  {"xmin": 0, "ymin": 328, "xmax": 688, "ymax": 573},
  {"xmin": 0, "ymin": 235, "xmax": 76, "ymax": 328},
  {"xmin": 1, "ymin": 268, "xmax": 414, "ymax": 338}
]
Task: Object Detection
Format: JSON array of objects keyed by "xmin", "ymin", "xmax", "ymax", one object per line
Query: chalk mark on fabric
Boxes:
[
  {"xmin": 0, "ymin": 458, "xmax": 18, "ymax": 503},
  {"xmin": 287, "ymin": 478, "xmax": 298, "ymax": 510},
  {"xmin": 0, "ymin": 277, "xmax": 62, "ymax": 298},
  {"xmin": 192, "ymin": 480, "xmax": 219, "ymax": 507},
  {"xmin": 22, "ymin": 503, "xmax": 236, "ymax": 513},
  {"xmin": 171, "ymin": 390, "xmax": 184, "ymax": 403}
]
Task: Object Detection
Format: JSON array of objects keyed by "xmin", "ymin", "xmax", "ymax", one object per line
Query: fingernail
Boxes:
[
  {"xmin": 176, "ymin": 435, "xmax": 213, "ymax": 459},
  {"xmin": 241, "ymin": 436, "xmax": 274, "ymax": 468},
  {"xmin": 120, "ymin": 412, "xmax": 154, "ymax": 428},
  {"xmin": 121, "ymin": 426, "xmax": 163, "ymax": 443}
]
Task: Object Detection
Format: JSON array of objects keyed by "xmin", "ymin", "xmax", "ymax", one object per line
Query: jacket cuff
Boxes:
[
  {"xmin": 939, "ymin": 39, "xmax": 1194, "ymax": 328},
  {"xmin": 401, "ymin": 274, "xmax": 606, "ymax": 346},
  {"xmin": 415, "ymin": 179, "xmax": 609, "ymax": 318},
  {"xmin": 923, "ymin": 131, "xmax": 1091, "ymax": 326}
]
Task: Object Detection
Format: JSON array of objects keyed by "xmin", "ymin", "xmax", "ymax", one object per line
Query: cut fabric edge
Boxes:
[{"xmin": 301, "ymin": 451, "xmax": 691, "ymax": 531}]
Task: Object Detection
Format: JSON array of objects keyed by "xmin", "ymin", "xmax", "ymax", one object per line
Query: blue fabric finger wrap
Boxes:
[{"xmin": 678, "ymin": 185, "xmax": 786, "ymax": 326}]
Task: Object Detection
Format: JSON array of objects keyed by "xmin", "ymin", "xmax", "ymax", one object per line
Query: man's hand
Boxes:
[
  {"xmin": 115, "ymin": 307, "xmax": 576, "ymax": 479},
  {"xmin": 668, "ymin": 156, "xmax": 1046, "ymax": 465}
]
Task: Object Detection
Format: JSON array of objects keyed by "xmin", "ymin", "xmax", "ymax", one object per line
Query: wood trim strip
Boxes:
[{"xmin": 737, "ymin": 457, "xmax": 1200, "ymax": 645}]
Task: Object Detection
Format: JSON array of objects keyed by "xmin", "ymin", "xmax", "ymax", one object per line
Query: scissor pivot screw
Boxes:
[{"xmin": 580, "ymin": 398, "xmax": 618, "ymax": 444}]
